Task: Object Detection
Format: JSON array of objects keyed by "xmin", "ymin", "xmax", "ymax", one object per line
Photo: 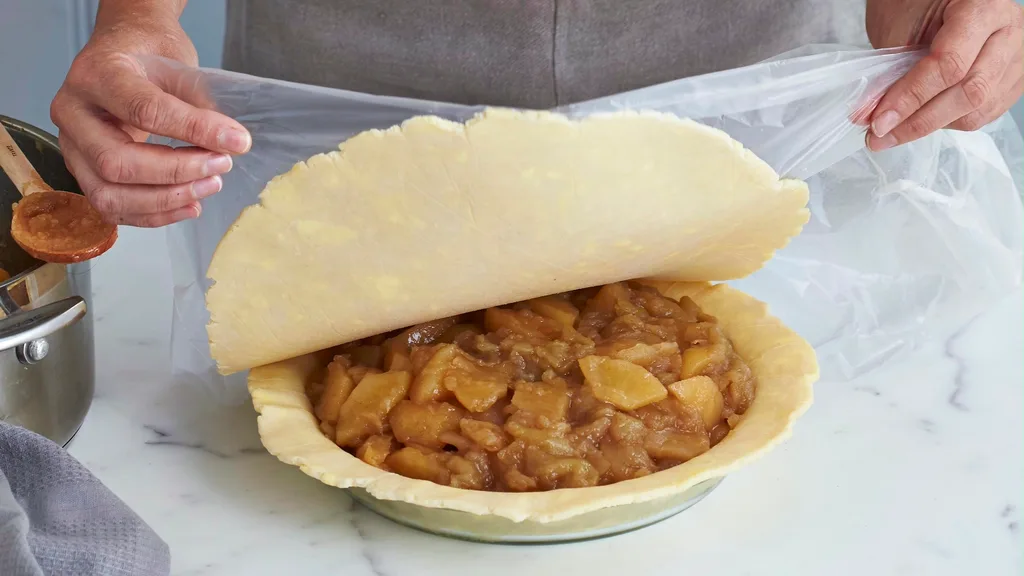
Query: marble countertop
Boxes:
[{"xmin": 67, "ymin": 227, "xmax": 1022, "ymax": 576}]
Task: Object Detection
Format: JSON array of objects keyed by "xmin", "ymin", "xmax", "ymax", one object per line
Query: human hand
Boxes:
[
  {"xmin": 50, "ymin": 13, "xmax": 251, "ymax": 227},
  {"xmin": 865, "ymin": 0, "xmax": 1024, "ymax": 151}
]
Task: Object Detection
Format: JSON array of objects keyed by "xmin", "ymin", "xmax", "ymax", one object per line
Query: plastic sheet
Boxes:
[{"xmin": 158, "ymin": 45, "xmax": 1023, "ymax": 399}]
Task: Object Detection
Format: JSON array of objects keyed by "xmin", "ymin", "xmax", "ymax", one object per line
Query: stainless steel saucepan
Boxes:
[{"xmin": 0, "ymin": 115, "xmax": 95, "ymax": 446}]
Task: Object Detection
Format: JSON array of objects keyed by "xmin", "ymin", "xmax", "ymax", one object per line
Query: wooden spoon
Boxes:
[{"xmin": 0, "ymin": 123, "xmax": 116, "ymax": 263}]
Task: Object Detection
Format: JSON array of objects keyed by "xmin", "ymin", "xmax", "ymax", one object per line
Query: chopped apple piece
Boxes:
[
  {"xmin": 315, "ymin": 356, "xmax": 355, "ymax": 424},
  {"xmin": 504, "ymin": 469, "xmax": 538, "ymax": 492},
  {"xmin": 505, "ymin": 419, "xmax": 576, "ymax": 456},
  {"xmin": 633, "ymin": 288, "xmax": 688, "ymax": 319},
  {"xmin": 678, "ymin": 322, "xmax": 710, "ymax": 345},
  {"xmin": 727, "ymin": 373, "xmax": 756, "ymax": 415},
  {"xmin": 409, "ymin": 344, "xmax": 440, "ymax": 374},
  {"xmin": 356, "ymin": 434, "xmax": 394, "ymax": 468},
  {"xmin": 510, "ymin": 379, "xmax": 570, "ymax": 426},
  {"xmin": 384, "ymin": 447, "xmax": 450, "ymax": 485},
  {"xmin": 528, "ymin": 295, "xmax": 580, "ymax": 329},
  {"xmin": 577, "ymin": 310, "xmax": 614, "ymax": 339},
  {"xmin": 600, "ymin": 438, "xmax": 655, "ymax": 481},
  {"xmin": 447, "ymin": 452, "xmax": 491, "ymax": 490},
  {"xmin": 409, "ymin": 343, "xmax": 459, "ymax": 404},
  {"xmin": 680, "ymin": 343, "xmax": 729, "ymax": 378},
  {"xmin": 388, "ymin": 400, "xmax": 463, "ymax": 450},
  {"xmin": 633, "ymin": 403, "xmax": 678, "ymax": 432},
  {"xmin": 384, "ymin": 341, "xmax": 412, "ymax": 372},
  {"xmin": 568, "ymin": 412, "xmax": 613, "ymax": 447},
  {"xmin": 443, "ymin": 356, "xmax": 510, "ymax": 412},
  {"xmin": 656, "ymin": 397, "xmax": 706, "ymax": 433},
  {"xmin": 578, "ymin": 356, "xmax": 668, "ymax": 410},
  {"xmin": 334, "ymin": 371, "xmax": 411, "ymax": 448},
  {"xmin": 709, "ymin": 423, "xmax": 730, "ymax": 446},
  {"xmin": 459, "ymin": 419, "xmax": 509, "ymax": 452},
  {"xmin": 609, "ymin": 412, "xmax": 647, "ymax": 445},
  {"xmin": 667, "ymin": 375, "xmax": 725, "ymax": 430},
  {"xmin": 532, "ymin": 340, "xmax": 580, "ymax": 375},
  {"xmin": 594, "ymin": 338, "xmax": 639, "ymax": 356},
  {"xmin": 603, "ymin": 341, "xmax": 680, "ymax": 367},
  {"xmin": 644, "ymin": 430, "xmax": 710, "ymax": 462},
  {"xmin": 722, "ymin": 358, "xmax": 753, "ymax": 390},
  {"xmin": 348, "ymin": 365, "xmax": 381, "ymax": 385},
  {"xmin": 533, "ymin": 456, "xmax": 600, "ymax": 489},
  {"xmin": 567, "ymin": 384, "xmax": 612, "ymax": 423},
  {"xmin": 587, "ymin": 282, "xmax": 637, "ymax": 315},
  {"xmin": 484, "ymin": 307, "xmax": 562, "ymax": 339},
  {"xmin": 584, "ymin": 450, "xmax": 612, "ymax": 478},
  {"xmin": 495, "ymin": 439, "xmax": 526, "ymax": 471},
  {"xmin": 678, "ymin": 296, "xmax": 715, "ymax": 322}
]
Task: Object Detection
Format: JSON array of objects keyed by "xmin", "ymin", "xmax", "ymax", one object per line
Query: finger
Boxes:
[
  {"xmin": 948, "ymin": 74, "xmax": 1023, "ymax": 131},
  {"xmin": 81, "ymin": 54, "xmax": 251, "ymax": 154},
  {"xmin": 62, "ymin": 137, "xmax": 222, "ymax": 217},
  {"xmin": 868, "ymin": 29, "xmax": 1016, "ymax": 150},
  {"xmin": 869, "ymin": 4, "xmax": 1000, "ymax": 138},
  {"xmin": 116, "ymin": 202, "xmax": 202, "ymax": 228},
  {"xmin": 55, "ymin": 102, "xmax": 233, "ymax": 185}
]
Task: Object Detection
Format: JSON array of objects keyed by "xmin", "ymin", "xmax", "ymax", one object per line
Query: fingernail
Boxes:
[
  {"xmin": 871, "ymin": 133, "xmax": 898, "ymax": 152},
  {"xmin": 205, "ymin": 154, "xmax": 233, "ymax": 176},
  {"xmin": 872, "ymin": 110, "xmax": 900, "ymax": 137},
  {"xmin": 191, "ymin": 175, "xmax": 222, "ymax": 199},
  {"xmin": 217, "ymin": 129, "xmax": 251, "ymax": 154}
]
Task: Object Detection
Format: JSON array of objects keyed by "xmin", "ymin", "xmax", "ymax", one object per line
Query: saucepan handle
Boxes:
[{"xmin": 0, "ymin": 296, "xmax": 86, "ymax": 362}]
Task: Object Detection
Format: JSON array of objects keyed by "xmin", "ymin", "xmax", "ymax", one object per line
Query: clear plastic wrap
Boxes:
[{"xmin": 157, "ymin": 45, "xmax": 1023, "ymax": 400}]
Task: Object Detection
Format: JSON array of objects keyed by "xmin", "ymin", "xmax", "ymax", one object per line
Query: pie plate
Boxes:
[{"xmin": 345, "ymin": 477, "xmax": 722, "ymax": 543}]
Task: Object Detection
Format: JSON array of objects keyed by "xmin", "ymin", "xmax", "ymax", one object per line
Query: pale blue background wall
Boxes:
[
  {"xmin": 1, "ymin": 1, "xmax": 1021, "ymax": 137},
  {"xmin": 179, "ymin": 0, "xmax": 227, "ymax": 68}
]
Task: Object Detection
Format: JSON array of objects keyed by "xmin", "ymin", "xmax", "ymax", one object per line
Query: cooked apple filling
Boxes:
[{"xmin": 307, "ymin": 282, "xmax": 755, "ymax": 492}]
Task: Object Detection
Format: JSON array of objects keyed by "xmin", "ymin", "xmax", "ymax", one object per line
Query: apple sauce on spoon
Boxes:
[{"xmin": 0, "ymin": 123, "xmax": 116, "ymax": 263}]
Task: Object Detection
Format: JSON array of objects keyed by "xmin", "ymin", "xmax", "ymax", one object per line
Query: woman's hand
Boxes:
[
  {"xmin": 865, "ymin": 0, "xmax": 1024, "ymax": 151},
  {"xmin": 50, "ymin": 4, "xmax": 251, "ymax": 227}
]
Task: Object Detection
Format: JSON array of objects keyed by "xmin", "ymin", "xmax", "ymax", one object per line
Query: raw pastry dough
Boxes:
[
  {"xmin": 248, "ymin": 282, "xmax": 818, "ymax": 522},
  {"xmin": 207, "ymin": 108, "xmax": 809, "ymax": 375}
]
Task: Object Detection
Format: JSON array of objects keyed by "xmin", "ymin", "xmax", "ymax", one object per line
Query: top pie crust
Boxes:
[{"xmin": 207, "ymin": 109, "xmax": 810, "ymax": 375}]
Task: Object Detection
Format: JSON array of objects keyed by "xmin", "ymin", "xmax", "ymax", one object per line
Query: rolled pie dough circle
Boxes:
[{"xmin": 206, "ymin": 109, "xmax": 809, "ymax": 374}]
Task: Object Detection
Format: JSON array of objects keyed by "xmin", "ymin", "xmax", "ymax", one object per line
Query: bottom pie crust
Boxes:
[{"xmin": 248, "ymin": 281, "xmax": 818, "ymax": 523}]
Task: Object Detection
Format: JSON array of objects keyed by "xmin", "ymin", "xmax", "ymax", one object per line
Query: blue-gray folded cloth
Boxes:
[{"xmin": 0, "ymin": 420, "xmax": 170, "ymax": 576}]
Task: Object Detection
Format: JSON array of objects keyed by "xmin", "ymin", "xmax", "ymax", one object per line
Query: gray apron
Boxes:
[{"xmin": 223, "ymin": 0, "xmax": 868, "ymax": 108}]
